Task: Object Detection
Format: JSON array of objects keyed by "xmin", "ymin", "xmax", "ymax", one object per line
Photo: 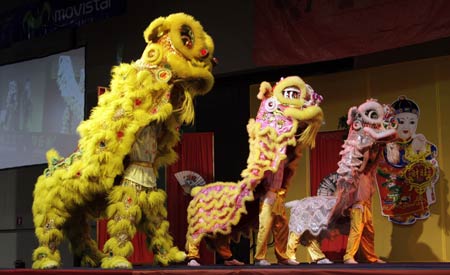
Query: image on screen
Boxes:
[{"xmin": 0, "ymin": 47, "xmax": 85, "ymax": 169}]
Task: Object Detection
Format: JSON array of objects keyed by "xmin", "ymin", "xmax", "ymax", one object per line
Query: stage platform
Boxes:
[{"xmin": 2, "ymin": 263, "xmax": 450, "ymax": 275}]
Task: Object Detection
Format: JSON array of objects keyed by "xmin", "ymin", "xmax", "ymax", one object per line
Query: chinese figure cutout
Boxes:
[{"xmin": 376, "ymin": 96, "xmax": 439, "ymax": 225}]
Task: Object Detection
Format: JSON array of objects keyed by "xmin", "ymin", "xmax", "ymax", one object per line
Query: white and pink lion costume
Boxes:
[{"xmin": 285, "ymin": 98, "xmax": 398, "ymax": 264}]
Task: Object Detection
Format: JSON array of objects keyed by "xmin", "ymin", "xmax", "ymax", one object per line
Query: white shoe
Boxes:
[
  {"xmin": 255, "ymin": 259, "xmax": 271, "ymax": 266},
  {"xmin": 187, "ymin": 259, "xmax": 201, "ymax": 266},
  {"xmin": 317, "ymin": 258, "xmax": 333, "ymax": 264}
]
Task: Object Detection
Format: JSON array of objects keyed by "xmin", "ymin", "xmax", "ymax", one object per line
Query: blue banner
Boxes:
[{"xmin": 0, "ymin": 0, "xmax": 126, "ymax": 48}]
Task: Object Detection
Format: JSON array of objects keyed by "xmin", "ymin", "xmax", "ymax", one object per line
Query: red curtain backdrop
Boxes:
[
  {"xmin": 166, "ymin": 132, "xmax": 215, "ymax": 265},
  {"xmin": 97, "ymin": 132, "xmax": 215, "ymax": 265},
  {"xmin": 310, "ymin": 130, "xmax": 347, "ymax": 261},
  {"xmin": 253, "ymin": 0, "xmax": 450, "ymax": 66},
  {"xmin": 310, "ymin": 130, "xmax": 346, "ymax": 196}
]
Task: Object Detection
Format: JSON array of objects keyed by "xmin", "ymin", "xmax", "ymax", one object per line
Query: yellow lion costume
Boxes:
[{"xmin": 31, "ymin": 13, "xmax": 216, "ymax": 269}]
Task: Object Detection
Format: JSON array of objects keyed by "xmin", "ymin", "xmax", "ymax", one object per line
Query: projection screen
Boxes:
[{"xmin": 0, "ymin": 47, "xmax": 85, "ymax": 170}]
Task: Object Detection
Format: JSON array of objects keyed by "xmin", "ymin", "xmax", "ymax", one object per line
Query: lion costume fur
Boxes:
[{"xmin": 31, "ymin": 13, "xmax": 215, "ymax": 269}]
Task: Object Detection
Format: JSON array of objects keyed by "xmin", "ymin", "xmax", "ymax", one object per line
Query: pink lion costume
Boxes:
[
  {"xmin": 285, "ymin": 99, "xmax": 399, "ymax": 264},
  {"xmin": 185, "ymin": 76, "xmax": 324, "ymax": 266}
]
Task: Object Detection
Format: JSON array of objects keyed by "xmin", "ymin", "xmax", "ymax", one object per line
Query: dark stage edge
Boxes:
[{"xmin": 2, "ymin": 263, "xmax": 450, "ymax": 275}]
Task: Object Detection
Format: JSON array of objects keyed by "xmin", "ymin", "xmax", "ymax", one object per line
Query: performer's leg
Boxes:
[
  {"xmin": 272, "ymin": 210, "xmax": 296, "ymax": 264},
  {"xmin": 185, "ymin": 239, "xmax": 201, "ymax": 266},
  {"xmin": 307, "ymin": 239, "xmax": 331, "ymax": 263},
  {"xmin": 32, "ymin": 212, "xmax": 64, "ymax": 269},
  {"xmin": 32, "ymin": 187, "xmax": 66, "ymax": 269},
  {"xmin": 141, "ymin": 188, "xmax": 185, "ymax": 266},
  {"xmin": 359, "ymin": 207, "xmax": 384, "ymax": 263},
  {"xmin": 254, "ymin": 201, "xmax": 274, "ymax": 264},
  {"xmin": 64, "ymin": 213, "xmax": 105, "ymax": 267},
  {"xmin": 101, "ymin": 184, "xmax": 141, "ymax": 269},
  {"xmin": 286, "ymin": 231, "xmax": 300, "ymax": 261},
  {"xmin": 213, "ymin": 235, "xmax": 245, "ymax": 266},
  {"xmin": 298, "ymin": 231, "xmax": 331, "ymax": 264},
  {"xmin": 343, "ymin": 207, "xmax": 364, "ymax": 264}
]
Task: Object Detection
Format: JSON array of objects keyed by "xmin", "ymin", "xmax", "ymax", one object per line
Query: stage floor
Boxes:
[{"xmin": 2, "ymin": 263, "xmax": 450, "ymax": 275}]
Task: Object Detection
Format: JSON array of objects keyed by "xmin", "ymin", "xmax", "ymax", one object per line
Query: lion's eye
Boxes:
[
  {"xmin": 180, "ymin": 25, "xmax": 194, "ymax": 49},
  {"xmin": 283, "ymin": 87, "xmax": 301, "ymax": 100},
  {"xmin": 366, "ymin": 109, "xmax": 378, "ymax": 119}
]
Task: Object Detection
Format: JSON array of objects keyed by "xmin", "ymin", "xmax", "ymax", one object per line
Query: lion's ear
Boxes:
[
  {"xmin": 257, "ymin": 81, "xmax": 273, "ymax": 100},
  {"xmin": 143, "ymin": 17, "xmax": 166, "ymax": 43},
  {"xmin": 347, "ymin": 106, "xmax": 358, "ymax": 125}
]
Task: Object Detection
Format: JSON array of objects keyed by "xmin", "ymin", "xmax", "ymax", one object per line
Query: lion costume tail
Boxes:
[{"xmin": 186, "ymin": 180, "xmax": 254, "ymax": 249}]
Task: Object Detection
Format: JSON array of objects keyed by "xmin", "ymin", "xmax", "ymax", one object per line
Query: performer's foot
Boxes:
[
  {"xmin": 33, "ymin": 259, "xmax": 59, "ymax": 269},
  {"xmin": 114, "ymin": 261, "xmax": 132, "ymax": 269},
  {"xmin": 32, "ymin": 247, "xmax": 61, "ymax": 269},
  {"xmin": 255, "ymin": 259, "xmax": 271, "ymax": 266},
  {"xmin": 373, "ymin": 259, "xmax": 386, "ymax": 263},
  {"xmin": 316, "ymin": 258, "xmax": 333, "ymax": 264},
  {"xmin": 224, "ymin": 259, "xmax": 245, "ymax": 266},
  {"xmin": 101, "ymin": 255, "xmax": 132, "ymax": 269},
  {"xmin": 187, "ymin": 259, "xmax": 201, "ymax": 266},
  {"xmin": 279, "ymin": 259, "xmax": 299, "ymax": 265},
  {"xmin": 344, "ymin": 258, "xmax": 358, "ymax": 264}
]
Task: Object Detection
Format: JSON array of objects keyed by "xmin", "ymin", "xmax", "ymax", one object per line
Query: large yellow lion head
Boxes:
[
  {"xmin": 140, "ymin": 14, "xmax": 214, "ymax": 97},
  {"xmin": 133, "ymin": 13, "xmax": 216, "ymax": 125}
]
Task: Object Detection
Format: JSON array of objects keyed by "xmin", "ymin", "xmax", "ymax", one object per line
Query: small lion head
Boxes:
[
  {"xmin": 257, "ymin": 76, "xmax": 324, "ymax": 148},
  {"xmin": 349, "ymin": 99, "xmax": 398, "ymax": 142}
]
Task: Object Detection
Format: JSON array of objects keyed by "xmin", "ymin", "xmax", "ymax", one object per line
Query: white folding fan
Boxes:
[
  {"xmin": 174, "ymin": 170, "xmax": 206, "ymax": 194},
  {"xmin": 317, "ymin": 172, "xmax": 339, "ymax": 196}
]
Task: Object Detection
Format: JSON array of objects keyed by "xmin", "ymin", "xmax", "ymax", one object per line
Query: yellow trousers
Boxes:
[
  {"xmin": 186, "ymin": 241, "xmax": 200, "ymax": 260},
  {"xmin": 344, "ymin": 204, "xmax": 379, "ymax": 262},
  {"xmin": 186, "ymin": 234, "xmax": 232, "ymax": 261},
  {"xmin": 254, "ymin": 202, "xmax": 289, "ymax": 262},
  {"xmin": 286, "ymin": 231, "xmax": 327, "ymax": 262}
]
